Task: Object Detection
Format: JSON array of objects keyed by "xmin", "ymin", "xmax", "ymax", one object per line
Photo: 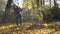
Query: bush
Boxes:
[{"xmin": 50, "ymin": 6, "xmax": 60, "ymax": 21}]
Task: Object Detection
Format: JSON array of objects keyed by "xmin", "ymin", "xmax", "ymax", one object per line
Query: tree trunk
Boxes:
[
  {"xmin": 36, "ymin": 0, "xmax": 39, "ymax": 7},
  {"xmin": 40, "ymin": 0, "xmax": 42, "ymax": 6},
  {"xmin": 1, "ymin": 0, "xmax": 13, "ymax": 22},
  {"xmin": 54, "ymin": 0, "xmax": 57, "ymax": 7},
  {"xmin": 49, "ymin": 0, "xmax": 51, "ymax": 7},
  {"xmin": 43, "ymin": 0, "xmax": 45, "ymax": 5}
]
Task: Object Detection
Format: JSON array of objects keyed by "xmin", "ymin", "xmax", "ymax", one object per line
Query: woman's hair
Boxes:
[{"xmin": 13, "ymin": 4, "xmax": 17, "ymax": 9}]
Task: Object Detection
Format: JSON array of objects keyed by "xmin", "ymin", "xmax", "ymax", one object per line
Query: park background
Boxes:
[{"xmin": 0, "ymin": 0, "xmax": 60, "ymax": 34}]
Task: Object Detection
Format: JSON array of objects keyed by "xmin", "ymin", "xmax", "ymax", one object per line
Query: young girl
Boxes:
[{"xmin": 37, "ymin": 10, "xmax": 43, "ymax": 25}]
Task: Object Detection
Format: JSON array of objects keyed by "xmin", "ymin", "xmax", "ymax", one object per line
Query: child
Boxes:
[{"xmin": 37, "ymin": 10, "xmax": 43, "ymax": 25}]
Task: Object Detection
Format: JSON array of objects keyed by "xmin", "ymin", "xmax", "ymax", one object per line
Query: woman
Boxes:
[{"xmin": 13, "ymin": 4, "xmax": 23, "ymax": 26}]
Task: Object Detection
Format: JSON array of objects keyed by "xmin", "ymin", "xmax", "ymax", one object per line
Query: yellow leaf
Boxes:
[
  {"xmin": 13, "ymin": 32, "xmax": 17, "ymax": 34},
  {"xmin": 24, "ymin": 2, "xmax": 32, "ymax": 7}
]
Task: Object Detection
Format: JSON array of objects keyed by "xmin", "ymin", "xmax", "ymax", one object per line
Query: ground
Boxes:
[{"xmin": 0, "ymin": 22, "xmax": 60, "ymax": 34}]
